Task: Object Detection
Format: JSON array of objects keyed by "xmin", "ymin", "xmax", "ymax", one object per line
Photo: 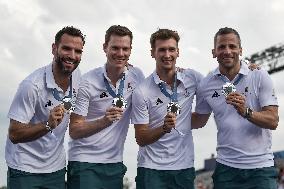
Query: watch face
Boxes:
[
  {"xmin": 112, "ymin": 97, "xmax": 127, "ymax": 109},
  {"xmin": 167, "ymin": 102, "xmax": 181, "ymax": 115},
  {"xmin": 222, "ymin": 82, "xmax": 236, "ymax": 97}
]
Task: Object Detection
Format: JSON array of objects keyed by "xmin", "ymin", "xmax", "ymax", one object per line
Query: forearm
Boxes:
[
  {"xmin": 70, "ymin": 116, "xmax": 112, "ymax": 139},
  {"xmin": 247, "ymin": 108, "xmax": 279, "ymax": 130},
  {"xmin": 9, "ymin": 121, "xmax": 49, "ymax": 144},
  {"xmin": 191, "ymin": 112, "xmax": 210, "ymax": 129},
  {"xmin": 135, "ymin": 125, "xmax": 166, "ymax": 147}
]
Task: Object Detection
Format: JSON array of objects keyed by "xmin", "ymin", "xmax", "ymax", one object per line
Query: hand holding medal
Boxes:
[{"xmin": 158, "ymin": 71, "xmax": 185, "ymax": 136}]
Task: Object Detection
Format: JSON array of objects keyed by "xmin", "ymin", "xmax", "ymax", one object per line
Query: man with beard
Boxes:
[
  {"xmin": 67, "ymin": 25, "xmax": 144, "ymax": 189},
  {"xmin": 5, "ymin": 26, "xmax": 85, "ymax": 189},
  {"xmin": 192, "ymin": 27, "xmax": 279, "ymax": 189},
  {"xmin": 131, "ymin": 29, "xmax": 203, "ymax": 189}
]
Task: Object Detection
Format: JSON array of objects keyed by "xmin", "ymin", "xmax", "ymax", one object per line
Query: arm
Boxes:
[
  {"xmin": 9, "ymin": 105, "xmax": 66, "ymax": 143},
  {"xmin": 226, "ymin": 93, "xmax": 278, "ymax": 130},
  {"xmin": 9, "ymin": 120, "xmax": 49, "ymax": 144},
  {"xmin": 191, "ymin": 112, "xmax": 211, "ymax": 129},
  {"xmin": 246, "ymin": 106, "xmax": 278, "ymax": 130},
  {"xmin": 134, "ymin": 113, "xmax": 176, "ymax": 147},
  {"xmin": 69, "ymin": 106, "xmax": 123, "ymax": 139}
]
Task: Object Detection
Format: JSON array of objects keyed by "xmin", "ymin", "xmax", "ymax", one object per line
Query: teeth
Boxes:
[{"xmin": 65, "ymin": 61, "xmax": 74, "ymax": 65}]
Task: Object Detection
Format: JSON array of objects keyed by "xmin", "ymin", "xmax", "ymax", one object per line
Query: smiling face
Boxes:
[
  {"xmin": 151, "ymin": 38, "xmax": 179, "ymax": 72},
  {"xmin": 212, "ymin": 33, "xmax": 242, "ymax": 71},
  {"xmin": 52, "ymin": 33, "xmax": 83, "ymax": 75},
  {"xmin": 103, "ymin": 34, "xmax": 132, "ymax": 70}
]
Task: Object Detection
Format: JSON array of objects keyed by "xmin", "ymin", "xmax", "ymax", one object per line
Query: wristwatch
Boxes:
[
  {"xmin": 244, "ymin": 107, "xmax": 253, "ymax": 119},
  {"xmin": 45, "ymin": 121, "xmax": 53, "ymax": 133}
]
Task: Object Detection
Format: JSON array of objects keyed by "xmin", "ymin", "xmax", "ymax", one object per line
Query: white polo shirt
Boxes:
[
  {"xmin": 195, "ymin": 62, "xmax": 278, "ymax": 169},
  {"xmin": 68, "ymin": 64, "xmax": 145, "ymax": 163},
  {"xmin": 131, "ymin": 69, "xmax": 203, "ymax": 170},
  {"xmin": 5, "ymin": 63, "xmax": 81, "ymax": 173}
]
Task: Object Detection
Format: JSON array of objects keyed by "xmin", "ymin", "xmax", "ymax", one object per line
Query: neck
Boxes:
[
  {"xmin": 157, "ymin": 68, "xmax": 176, "ymax": 87},
  {"xmin": 52, "ymin": 62, "xmax": 70, "ymax": 92},
  {"xmin": 219, "ymin": 63, "xmax": 241, "ymax": 81},
  {"xmin": 106, "ymin": 64, "xmax": 125, "ymax": 86}
]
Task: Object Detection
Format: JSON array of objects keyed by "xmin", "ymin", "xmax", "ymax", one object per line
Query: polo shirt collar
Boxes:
[
  {"xmin": 152, "ymin": 69, "xmax": 185, "ymax": 86},
  {"xmin": 212, "ymin": 60, "xmax": 250, "ymax": 78},
  {"xmin": 103, "ymin": 63, "xmax": 129, "ymax": 82},
  {"xmin": 45, "ymin": 62, "xmax": 74, "ymax": 94},
  {"xmin": 45, "ymin": 62, "xmax": 62, "ymax": 91}
]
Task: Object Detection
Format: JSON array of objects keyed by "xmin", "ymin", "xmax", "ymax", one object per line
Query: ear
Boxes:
[
  {"xmin": 239, "ymin": 48, "xmax": 242, "ymax": 56},
  {"xmin": 212, "ymin": 49, "xmax": 216, "ymax": 58},
  {"xmin": 177, "ymin": 47, "xmax": 179, "ymax": 57},
  {"xmin": 52, "ymin": 43, "xmax": 57, "ymax": 56},
  {"xmin": 103, "ymin": 43, "xmax": 107, "ymax": 53},
  {"xmin": 151, "ymin": 48, "xmax": 155, "ymax": 58}
]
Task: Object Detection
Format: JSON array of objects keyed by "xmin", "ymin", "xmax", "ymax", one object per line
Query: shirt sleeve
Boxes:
[
  {"xmin": 195, "ymin": 80, "xmax": 212, "ymax": 114},
  {"xmin": 7, "ymin": 80, "xmax": 38, "ymax": 124},
  {"xmin": 131, "ymin": 86, "xmax": 149, "ymax": 124},
  {"xmin": 258, "ymin": 70, "xmax": 278, "ymax": 107},
  {"xmin": 73, "ymin": 77, "xmax": 91, "ymax": 116}
]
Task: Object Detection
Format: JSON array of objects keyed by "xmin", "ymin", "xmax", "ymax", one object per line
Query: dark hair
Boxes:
[
  {"xmin": 105, "ymin": 25, "xmax": 133, "ymax": 45},
  {"xmin": 55, "ymin": 26, "xmax": 86, "ymax": 46},
  {"xmin": 150, "ymin": 29, "xmax": 180, "ymax": 49},
  {"xmin": 214, "ymin": 27, "xmax": 241, "ymax": 48}
]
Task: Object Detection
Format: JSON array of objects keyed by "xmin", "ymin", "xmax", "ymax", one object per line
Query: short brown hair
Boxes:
[
  {"xmin": 214, "ymin": 27, "xmax": 241, "ymax": 48},
  {"xmin": 150, "ymin": 29, "xmax": 180, "ymax": 49},
  {"xmin": 105, "ymin": 25, "xmax": 133, "ymax": 45}
]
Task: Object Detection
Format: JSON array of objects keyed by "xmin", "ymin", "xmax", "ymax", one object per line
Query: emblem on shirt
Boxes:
[
  {"xmin": 184, "ymin": 88, "xmax": 190, "ymax": 97},
  {"xmin": 127, "ymin": 82, "xmax": 133, "ymax": 91},
  {"xmin": 212, "ymin": 91, "xmax": 220, "ymax": 98},
  {"xmin": 156, "ymin": 98, "xmax": 163, "ymax": 105},
  {"xmin": 100, "ymin": 91, "xmax": 109, "ymax": 98},
  {"xmin": 73, "ymin": 88, "xmax": 77, "ymax": 98},
  {"xmin": 45, "ymin": 100, "xmax": 53, "ymax": 107}
]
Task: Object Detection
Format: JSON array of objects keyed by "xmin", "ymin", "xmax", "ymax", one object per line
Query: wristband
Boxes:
[
  {"xmin": 244, "ymin": 107, "xmax": 253, "ymax": 119},
  {"xmin": 45, "ymin": 121, "xmax": 53, "ymax": 133}
]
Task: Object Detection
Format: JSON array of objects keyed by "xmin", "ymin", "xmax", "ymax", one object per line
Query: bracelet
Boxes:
[
  {"xmin": 45, "ymin": 121, "xmax": 53, "ymax": 133},
  {"xmin": 244, "ymin": 107, "xmax": 253, "ymax": 119}
]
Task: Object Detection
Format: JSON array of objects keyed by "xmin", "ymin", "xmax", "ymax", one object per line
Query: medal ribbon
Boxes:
[
  {"xmin": 218, "ymin": 73, "xmax": 243, "ymax": 86},
  {"xmin": 52, "ymin": 76, "xmax": 73, "ymax": 101},
  {"xmin": 104, "ymin": 73, "xmax": 125, "ymax": 98},
  {"xmin": 158, "ymin": 72, "xmax": 178, "ymax": 102}
]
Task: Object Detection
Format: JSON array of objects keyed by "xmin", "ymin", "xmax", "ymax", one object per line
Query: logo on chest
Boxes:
[
  {"xmin": 45, "ymin": 100, "xmax": 53, "ymax": 107},
  {"xmin": 212, "ymin": 91, "xmax": 220, "ymax": 98},
  {"xmin": 156, "ymin": 98, "xmax": 163, "ymax": 105},
  {"xmin": 100, "ymin": 92, "xmax": 109, "ymax": 98}
]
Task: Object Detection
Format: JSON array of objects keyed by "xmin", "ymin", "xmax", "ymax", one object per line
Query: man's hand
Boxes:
[
  {"xmin": 48, "ymin": 105, "xmax": 66, "ymax": 129},
  {"xmin": 104, "ymin": 106, "xmax": 123, "ymax": 124},
  {"xmin": 226, "ymin": 92, "xmax": 246, "ymax": 116},
  {"xmin": 163, "ymin": 113, "xmax": 177, "ymax": 133}
]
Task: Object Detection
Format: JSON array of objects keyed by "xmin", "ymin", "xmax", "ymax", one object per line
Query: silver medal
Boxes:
[
  {"xmin": 221, "ymin": 82, "xmax": 236, "ymax": 97},
  {"xmin": 112, "ymin": 97, "xmax": 127, "ymax": 109},
  {"xmin": 167, "ymin": 102, "xmax": 181, "ymax": 115},
  {"xmin": 62, "ymin": 97, "xmax": 75, "ymax": 113}
]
